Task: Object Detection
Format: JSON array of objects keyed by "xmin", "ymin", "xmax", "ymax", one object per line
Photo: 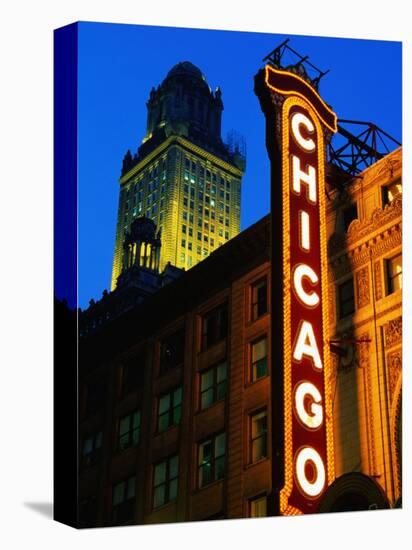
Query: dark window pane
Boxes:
[
  {"xmin": 343, "ymin": 203, "xmax": 358, "ymax": 231},
  {"xmin": 338, "ymin": 278, "xmax": 355, "ymax": 318},
  {"xmin": 387, "ymin": 254, "xmax": 402, "ymax": 294},
  {"xmin": 382, "ymin": 179, "xmax": 402, "ymax": 205},
  {"xmin": 160, "ymin": 328, "xmax": 185, "ymax": 372},
  {"xmin": 251, "ymin": 338, "xmax": 268, "ymax": 381},
  {"xmin": 153, "ymin": 456, "xmax": 179, "ymax": 509},
  {"xmin": 252, "ymin": 278, "xmax": 268, "ymax": 320},
  {"xmin": 201, "ymin": 388, "xmax": 214, "ymax": 409},
  {"xmin": 250, "ymin": 411, "xmax": 267, "ymax": 463},
  {"xmin": 202, "ymin": 303, "xmax": 228, "ymax": 350},
  {"xmin": 158, "ymin": 387, "xmax": 182, "ymax": 431}
]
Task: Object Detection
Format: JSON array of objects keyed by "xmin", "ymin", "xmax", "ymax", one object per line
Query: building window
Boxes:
[
  {"xmin": 181, "ymin": 239, "xmax": 186, "ymax": 248},
  {"xmin": 342, "ymin": 203, "xmax": 358, "ymax": 231},
  {"xmin": 338, "ymin": 278, "xmax": 355, "ymax": 318},
  {"xmin": 201, "ymin": 303, "xmax": 228, "ymax": 350},
  {"xmin": 249, "ymin": 495, "xmax": 267, "ymax": 517},
  {"xmin": 249, "ymin": 410, "xmax": 267, "ymax": 463},
  {"xmin": 112, "ymin": 476, "xmax": 136, "ymax": 525},
  {"xmin": 250, "ymin": 337, "xmax": 268, "ymax": 382},
  {"xmin": 117, "ymin": 410, "xmax": 140, "ymax": 451},
  {"xmin": 382, "ymin": 179, "xmax": 402, "ymax": 206},
  {"xmin": 81, "ymin": 431, "xmax": 102, "ymax": 469},
  {"xmin": 200, "ymin": 361, "xmax": 227, "ymax": 410},
  {"xmin": 386, "ymin": 254, "xmax": 402, "ymax": 294},
  {"xmin": 198, "ymin": 433, "xmax": 226, "ymax": 488},
  {"xmin": 157, "ymin": 387, "xmax": 182, "ymax": 432},
  {"xmin": 251, "ymin": 277, "xmax": 268, "ymax": 320},
  {"xmin": 153, "ymin": 455, "xmax": 179, "ymax": 509},
  {"xmin": 160, "ymin": 328, "xmax": 185, "ymax": 372}
]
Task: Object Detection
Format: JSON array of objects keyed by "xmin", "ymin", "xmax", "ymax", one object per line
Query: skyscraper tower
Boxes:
[{"xmin": 111, "ymin": 61, "xmax": 245, "ymax": 290}]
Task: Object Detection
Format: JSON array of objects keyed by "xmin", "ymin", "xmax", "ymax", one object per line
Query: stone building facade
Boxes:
[{"xmin": 325, "ymin": 146, "xmax": 402, "ymax": 508}]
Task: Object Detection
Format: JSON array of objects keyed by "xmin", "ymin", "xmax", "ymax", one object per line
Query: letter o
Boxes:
[{"xmin": 295, "ymin": 447, "xmax": 326, "ymax": 498}]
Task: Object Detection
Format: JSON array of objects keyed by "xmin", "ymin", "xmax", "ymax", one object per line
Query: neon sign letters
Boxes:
[{"xmin": 264, "ymin": 66, "xmax": 337, "ymax": 515}]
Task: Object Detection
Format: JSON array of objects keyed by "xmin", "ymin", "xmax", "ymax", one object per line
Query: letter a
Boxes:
[{"xmin": 293, "ymin": 320, "xmax": 322, "ymax": 370}]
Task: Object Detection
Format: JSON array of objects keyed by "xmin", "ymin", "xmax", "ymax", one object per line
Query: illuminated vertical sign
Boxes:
[{"xmin": 256, "ymin": 65, "xmax": 338, "ymax": 515}]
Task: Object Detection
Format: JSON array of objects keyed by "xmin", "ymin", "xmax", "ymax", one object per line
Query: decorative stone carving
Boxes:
[
  {"xmin": 384, "ymin": 316, "xmax": 402, "ymax": 348},
  {"xmin": 357, "ymin": 332, "xmax": 370, "ymax": 371},
  {"xmin": 387, "ymin": 350, "xmax": 402, "ymax": 404},
  {"xmin": 356, "ymin": 266, "xmax": 370, "ymax": 309},
  {"xmin": 327, "ymin": 195, "xmax": 402, "ymax": 257},
  {"xmin": 374, "ymin": 260, "xmax": 383, "ymax": 301}
]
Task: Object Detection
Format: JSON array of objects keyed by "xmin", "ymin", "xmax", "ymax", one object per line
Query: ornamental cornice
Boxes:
[{"xmin": 328, "ymin": 196, "xmax": 402, "ymax": 264}]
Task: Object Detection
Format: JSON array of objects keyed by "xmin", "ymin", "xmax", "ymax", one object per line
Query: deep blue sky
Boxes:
[{"xmin": 78, "ymin": 22, "xmax": 401, "ymax": 309}]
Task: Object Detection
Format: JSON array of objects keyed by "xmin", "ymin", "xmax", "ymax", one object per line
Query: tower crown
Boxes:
[
  {"xmin": 142, "ymin": 61, "xmax": 224, "ymax": 155},
  {"xmin": 166, "ymin": 61, "xmax": 205, "ymax": 81}
]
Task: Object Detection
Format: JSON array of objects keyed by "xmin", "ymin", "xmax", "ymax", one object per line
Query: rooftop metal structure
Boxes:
[
  {"xmin": 328, "ymin": 120, "xmax": 401, "ymax": 177},
  {"xmin": 263, "ymin": 38, "xmax": 330, "ymax": 89}
]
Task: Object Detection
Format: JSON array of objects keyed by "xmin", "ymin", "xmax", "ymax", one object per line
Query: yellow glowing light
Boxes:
[
  {"xmin": 294, "ymin": 382, "xmax": 323, "ymax": 429},
  {"xmin": 292, "ymin": 155, "xmax": 317, "ymax": 204},
  {"xmin": 293, "ymin": 264, "xmax": 319, "ymax": 307},
  {"xmin": 299, "ymin": 210, "xmax": 310, "ymax": 251},
  {"xmin": 295, "ymin": 447, "xmax": 326, "ymax": 498},
  {"xmin": 293, "ymin": 320, "xmax": 323, "ymax": 370},
  {"xmin": 264, "ymin": 65, "xmax": 338, "ymax": 133},
  {"xmin": 291, "ymin": 112, "xmax": 316, "ymax": 151}
]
